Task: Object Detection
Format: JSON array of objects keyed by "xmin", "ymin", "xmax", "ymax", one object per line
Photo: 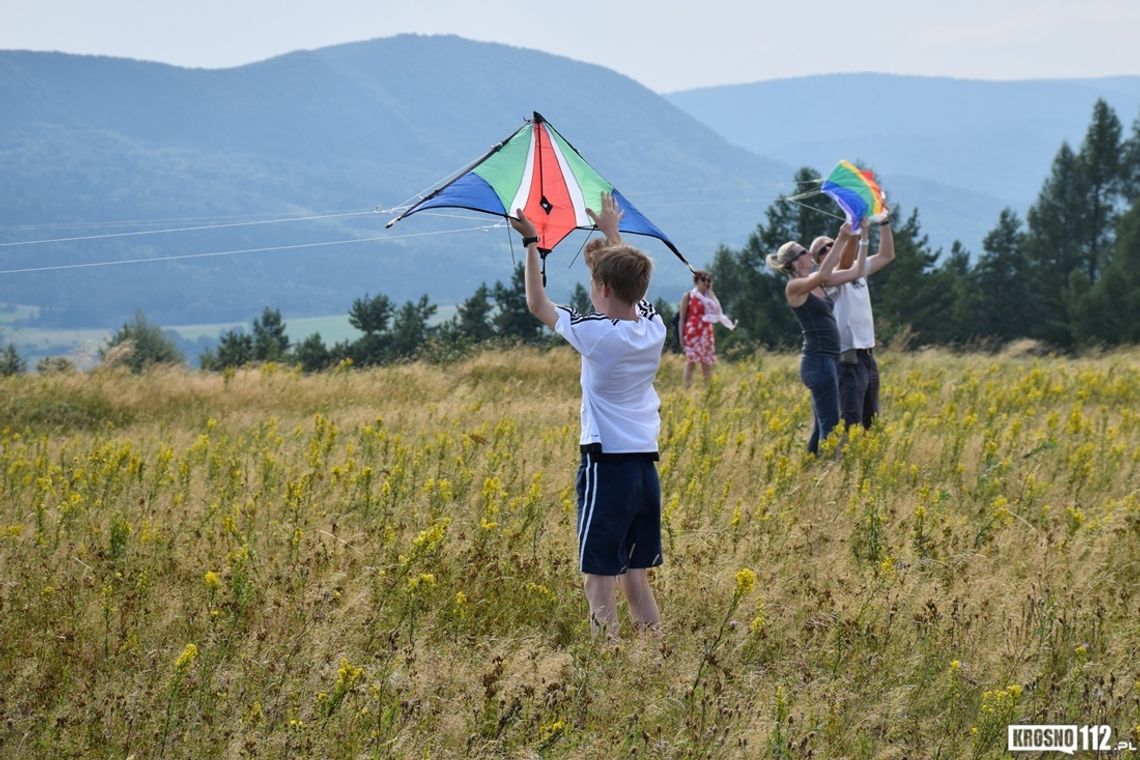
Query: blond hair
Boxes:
[
  {"xmin": 766, "ymin": 241, "xmax": 803, "ymax": 278},
  {"xmin": 585, "ymin": 240, "xmax": 653, "ymax": 305}
]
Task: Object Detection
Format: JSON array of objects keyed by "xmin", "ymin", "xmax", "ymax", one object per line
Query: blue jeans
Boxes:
[{"xmin": 800, "ymin": 354, "xmax": 839, "ymax": 455}]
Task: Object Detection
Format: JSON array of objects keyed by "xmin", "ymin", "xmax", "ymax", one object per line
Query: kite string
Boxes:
[
  {"xmin": 506, "ymin": 223, "xmax": 516, "ymax": 268},
  {"xmin": 566, "ymin": 228, "xmax": 596, "ymax": 270},
  {"xmin": 0, "ymin": 207, "xmax": 364, "ymax": 232},
  {"xmin": 786, "ymin": 197, "xmax": 846, "ymax": 222},
  {"xmin": 0, "ymin": 209, "xmax": 378, "ymax": 248},
  {"xmin": 0, "ymin": 178, "xmax": 830, "ymax": 241},
  {"xmin": 785, "ymin": 189, "xmax": 824, "ymax": 202},
  {"xmin": 381, "ymin": 120, "xmax": 531, "ymax": 214},
  {"xmin": 0, "ymin": 223, "xmax": 506, "ymax": 276}
]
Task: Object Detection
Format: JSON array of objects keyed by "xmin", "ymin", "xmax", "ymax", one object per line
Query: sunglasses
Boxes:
[{"xmin": 816, "ymin": 242, "xmax": 834, "ymax": 257}]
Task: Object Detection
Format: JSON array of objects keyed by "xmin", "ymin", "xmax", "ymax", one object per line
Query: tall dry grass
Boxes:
[{"xmin": 1, "ymin": 348, "xmax": 1138, "ymax": 758}]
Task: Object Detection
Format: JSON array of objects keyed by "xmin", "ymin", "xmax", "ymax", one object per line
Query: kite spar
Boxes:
[{"xmin": 385, "ymin": 112, "xmax": 694, "ymax": 279}]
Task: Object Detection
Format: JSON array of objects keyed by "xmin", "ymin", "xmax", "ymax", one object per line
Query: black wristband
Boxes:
[
  {"xmin": 521, "ymin": 235, "xmax": 539, "ymax": 247},
  {"xmin": 879, "ymin": 220, "xmax": 891, "ymax": 227}
]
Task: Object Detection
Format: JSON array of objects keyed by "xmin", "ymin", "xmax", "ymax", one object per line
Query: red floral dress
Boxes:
[{"xmin": 683, "ymin": 291, "xmax": 716, "ymax": 365}]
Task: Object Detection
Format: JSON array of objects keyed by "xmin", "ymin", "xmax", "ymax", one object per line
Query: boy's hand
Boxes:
[
  {"xmin": 585, "ymin": 191, "xmax": 623, "ymax": 243},
  {"xmin": 511, "ymin": 209, "xmax": 538, "ymax": 240}
]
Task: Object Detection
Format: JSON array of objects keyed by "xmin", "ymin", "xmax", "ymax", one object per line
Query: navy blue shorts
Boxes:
[{"xmin": 575, "ymin": 449, "xmax": 663, "ymax": 575}]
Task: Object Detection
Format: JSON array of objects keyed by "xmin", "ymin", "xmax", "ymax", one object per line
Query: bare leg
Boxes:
[
  {"xmin": 701, "ymin": 363, "xmax": 712, "ymax": 384},
  {"xmin": 583, "ymin": 574, "xmax": 619, "ymax": 640},
  {"xmin": 683, "ymin": 361, "xmax": 695, "ymax": 388},
  {"xmin": 618, "ymin": 569, "xmax": 661, "ymax": 632}
]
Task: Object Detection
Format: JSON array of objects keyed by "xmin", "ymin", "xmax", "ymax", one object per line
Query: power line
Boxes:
[
  {"xmin": 0, "ymin": 209, "xmax": 378, "ymax": 248},
  {"xmin": 0, "ymin": 207, "xmax": 366, "ymax": 232},
  {"xmin": 0, "ymin": 223, "xmax": 505, "ymax": 275},
  {"xmin": 0, "ymin": 179, "xmax": 833, "ymax": 245}
]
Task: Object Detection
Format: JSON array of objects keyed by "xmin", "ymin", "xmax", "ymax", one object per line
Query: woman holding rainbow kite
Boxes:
[
  {"xmin": 767, "ymin": 220, "xmax": 868, "ymax": 455},
  {"xmin": 769, "ymin": 160, "xmax": 889, "ymax": 454}
]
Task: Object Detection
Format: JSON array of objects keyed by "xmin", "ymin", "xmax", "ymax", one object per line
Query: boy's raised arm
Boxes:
[
  {"xmin": 512, "ymin": 209, "xmax": 559, "ymax": 329},
  {"xmin": 586, "ymin": 191, "xmax": 623, "ymax": 245}
]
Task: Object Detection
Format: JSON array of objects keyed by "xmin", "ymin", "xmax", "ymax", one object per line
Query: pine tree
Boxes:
[
  {"xmin": 103, "ymin": 311, "xmax": 183, "ymax": 373},
  {"xmin": 209, "ymin": 330, "xmax": 254, "ymax": 369},
  {"xmin": 252, "ymin": 307, "xmax": 289, "ymax": 362},
  {"xmin": 865, "ymin": 208, "xmax": 954, "ymax": 346},
  {"xmin": 1075, "ymin": 99, "xmax": 1124, "ymax": 281},
  {"xmin": 455, "ymin": 284, "xmax": 495, "ymax": 342},
  {"xmin": 970, "ymin": 209, "xmax": 1034, "ymax": 341},
  {"xmin": 569, "ymin": 282, "xmax": 592, "ymax": 315},
  {"xmin": 1023, "ymin": 143, "xmax": 1087, "ymax": 346},
  {"xmin": 348, "ymin": 293, "xmax": 394, "ymax": 335},
  {"xmin": 930, "ymin": 241, "xmax": 975, "ymax": 345},
  {"xmin": 493, "ymin": 263, "xmax": 543, "ymax": 343},
  {"xmin": 1020, "ymin": 102, "xmax": 1130, "ymax": 347},
  {"xmin": 1122, "ymin": 111, "xmax": 1140, "ymax": 201},
  {"xmin": 295, "ymin": 332, "xmax": 332, "ymax": 372},
  {"xmin": 388, "ymin": 295, "xmax": 437, "ymax": 360},
  {"xmin": 0, "ymin": 343, "xmax": 26, "ymax": 376},
  {"xmin": 1071, "ymin": 196, "xmax": 1140, "ymax": 344}
]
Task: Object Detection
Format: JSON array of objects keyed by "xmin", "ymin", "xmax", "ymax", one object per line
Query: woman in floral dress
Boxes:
[{"xmin": 679, "ymin": 270, "xmax": 734, "ymax": 388}]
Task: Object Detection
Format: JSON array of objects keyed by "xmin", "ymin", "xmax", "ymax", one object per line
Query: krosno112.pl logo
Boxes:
[{"xmin": 1008, "ymin": 725, "xmax": 1136, "ymax": 754}]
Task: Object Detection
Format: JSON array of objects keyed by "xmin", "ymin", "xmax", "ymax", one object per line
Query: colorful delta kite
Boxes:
[
  {"xmin": 820, "ymin": 160, "xmax": 888, "ymax": 228},
  {"xmin": 386, "ymin": 112, "xmax": 691, "ymax": 270}
]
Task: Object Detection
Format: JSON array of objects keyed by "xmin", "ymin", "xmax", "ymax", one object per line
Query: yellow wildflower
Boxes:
[
  {"xmin": 335, "ymin": 658, "xmax": 364, "ymax": 693},
  {"xmin": 539, "ymin": 719, "xmax": 567, "ymax": 743},
  {"xmin": 749, "ymin": 600, "xmax": 766, "ymax": 636},
  {"xmin": 174, "ymin": 643, "xmax": 198, "ymax": 674},
  {"xmin": 735, "ymin": 567, "xmax": 757, "ymax": 597},
  {"xmin": 407, "ymin": 573, "xmax": 436, "ymax": 592}
]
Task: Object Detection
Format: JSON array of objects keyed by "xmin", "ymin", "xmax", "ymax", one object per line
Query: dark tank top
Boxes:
[{"xmin": 791, "ymin": 292, "xmax": 840, "ymax": 358}]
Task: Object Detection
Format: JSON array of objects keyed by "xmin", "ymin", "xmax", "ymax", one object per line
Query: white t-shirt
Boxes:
[
  {"xmin": 553, "ymin": 300, "xmax": 665, "ymax": 453},
  {"xmin": 826, "ymin": 259, "xmax": 875, "ymax": 351}
]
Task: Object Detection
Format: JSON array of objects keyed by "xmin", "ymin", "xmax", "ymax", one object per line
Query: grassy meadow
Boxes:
[{"xmin": 1, "ymin": 348, "xmax": 1139, "ymax": 758}]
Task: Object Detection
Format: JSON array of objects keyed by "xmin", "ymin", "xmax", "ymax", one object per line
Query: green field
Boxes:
[{"xmin": 1, "ymin": 349, "xmax": 1138, "ymax": 758}]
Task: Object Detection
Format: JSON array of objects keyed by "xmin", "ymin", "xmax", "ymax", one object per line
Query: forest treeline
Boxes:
[
  {"xmin": 712, "ymin": 98, "xmax": 1140, "ymax": 353},
  {"xmin": 3, "ymin": 99, "xmax": 1138, "ymax": 376}
]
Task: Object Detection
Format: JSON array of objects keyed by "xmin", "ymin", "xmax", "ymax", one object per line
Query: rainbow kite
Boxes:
[
  {"xmin": 386, "ymin": 113, "xmax": 690, "ymax": 271},
  {"xmin": 820, "ymin": 160, "xmax": 887, "ymax": 228}
]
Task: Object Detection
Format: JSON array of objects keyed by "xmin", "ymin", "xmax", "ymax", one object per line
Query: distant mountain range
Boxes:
[
  {"xmin": 2, "ymin": 36, "xmax": 1137, "ymax": 332},
  {"xmin": 0, "ymin": 36, "xmax": 787, "ymax": 328}
]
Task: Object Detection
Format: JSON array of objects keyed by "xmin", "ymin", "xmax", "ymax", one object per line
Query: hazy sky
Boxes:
[{"xmin": 3, "ymin": 0, "xmax": 1138, "ymax": 91}]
